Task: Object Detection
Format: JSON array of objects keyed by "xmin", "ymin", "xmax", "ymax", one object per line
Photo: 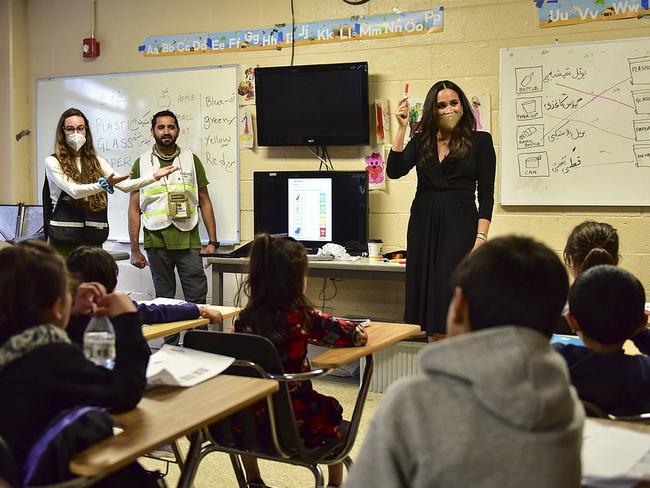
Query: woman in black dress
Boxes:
[{"xmin": 387, "ymin": 80, "xmax": 496, "ymax": 340}]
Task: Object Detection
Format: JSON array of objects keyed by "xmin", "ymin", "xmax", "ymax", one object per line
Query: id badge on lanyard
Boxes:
[{"xmin": 168, "ymin": 191, "xmax": 190, "ymax": 219}]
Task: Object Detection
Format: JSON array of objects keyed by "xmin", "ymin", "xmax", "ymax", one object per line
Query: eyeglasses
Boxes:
[{"xmin": 62, "ymin": 125, "xmax": 86, "ymax": 134}]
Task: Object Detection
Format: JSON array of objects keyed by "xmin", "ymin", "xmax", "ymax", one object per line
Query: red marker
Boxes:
[{"xmin": 403, "ymin": 83, "xmax": 409, "ymax": 99}]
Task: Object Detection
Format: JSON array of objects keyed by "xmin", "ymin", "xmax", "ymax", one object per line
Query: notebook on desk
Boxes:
[{"xmin": 550, "ymin": 334, "xmax": 584, "ymax": 347}]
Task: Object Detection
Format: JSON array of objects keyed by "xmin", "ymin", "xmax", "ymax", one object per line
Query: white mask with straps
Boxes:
[{"xmin": 66, "ymin": 133, "xmax": 86, "ymax": 152}]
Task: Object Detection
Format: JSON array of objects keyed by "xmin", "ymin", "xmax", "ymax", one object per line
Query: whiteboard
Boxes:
[
  {"xmin": 500, "ymin": 37, "xmax": 650, "ymax": 206},
  {"xmin": 36, "ymin": 66, "xmax": 240, "ymax": 243}
]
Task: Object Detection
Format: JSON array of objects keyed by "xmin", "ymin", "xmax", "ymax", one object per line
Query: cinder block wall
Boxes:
[{"xmin": 5, "ymin": 0, "xmax": 649, "ymax": 315}]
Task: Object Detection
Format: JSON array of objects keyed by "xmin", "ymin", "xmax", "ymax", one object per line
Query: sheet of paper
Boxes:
[
  {"xmin": 146, "ymin": 344, "xmax": 234, "ymax": 387},
  {"xmin": 582, "ymin": 419, "xmax": 650, "ymax": 487}
]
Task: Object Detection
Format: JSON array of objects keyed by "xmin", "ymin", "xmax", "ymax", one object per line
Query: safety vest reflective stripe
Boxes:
[
  {"xmin": 49, "ymin": 220, "xmax": 84, "ymax": 228},
  {"xmin": 84, "ymin": 221, "xmax": 109, "ymax": 229},
  {"xmin": 143, "ymin": 207, "xmax": 197, "ymax": 218},
  {"xmin": 142, "ymin": 184, "xmax": 198, "ymax": 197}
]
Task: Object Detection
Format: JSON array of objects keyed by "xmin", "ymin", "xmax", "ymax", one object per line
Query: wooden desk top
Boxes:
[
  {"xmin": 142, "ymin": 318, "xmax": 209, "ymax": 341},
  {"xmin": 310, "ymin": 322, "xmax": 421, "ymax": 369},
  {"xmin": 141, "ymin": 306, "xmax": 240, "ymax": 340},
  {"xmin": 70, "ymin": 374, "xmax": 278, "ymax": 477}
]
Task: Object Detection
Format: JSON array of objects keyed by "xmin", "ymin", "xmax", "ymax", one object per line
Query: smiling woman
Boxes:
[{"xmin": 43, "ymin": 108, "xmax": 178, "ymax": 257}]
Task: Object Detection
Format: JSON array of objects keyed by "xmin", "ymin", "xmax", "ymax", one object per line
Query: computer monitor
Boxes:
[
  {"xmin": 0, "ymin": 204, "xmax": 20, "ymax": 241},
  {"xmin": 21, "ymin": 205, "xmax": 44, "ymax": 238},
  {"xmin": 253, "ymin": 171, "xmax": 369, "ymax": 254}
]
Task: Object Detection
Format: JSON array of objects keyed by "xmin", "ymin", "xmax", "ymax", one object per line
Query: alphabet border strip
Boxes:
[
  {"xmin": 138, "ymin": 8, "xmax": 444, "ymax": 57},
  {"xmin": 536, "ymin": 0, "xmax": 650, "ymax": 28}
]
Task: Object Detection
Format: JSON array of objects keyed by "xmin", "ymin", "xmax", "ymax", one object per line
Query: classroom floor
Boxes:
[{"xmin": 140, "ymin": 377, "xmax": 382, "ymax": 488}]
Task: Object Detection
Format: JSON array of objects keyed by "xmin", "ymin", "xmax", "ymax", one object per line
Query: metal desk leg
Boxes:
[
  {"xmin": 176, "ymin": 432, "xmax": 204, "ymax": 488},
  {"xmin": 210, "ymin": 265, "xmax": 224, "ymax": 306}
]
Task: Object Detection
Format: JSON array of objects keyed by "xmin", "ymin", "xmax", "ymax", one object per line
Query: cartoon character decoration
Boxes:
[
  {"xmin": 408, "ymin": 100, "xmax": 424, "ymax": 134},
  {"xmin": 365, "ymin": 152, "xmax": 385, "ymax": 189},
  {"xmin": 469, "ymin": 93, "xmax": 491, "ymax": 133},
  {"xmin": 237, "ymin": 66, "xmax": 256, "ymax": 104},
  {"xmin": 471, "ymin": 96, "xmax": 483, "ymax": 130}
]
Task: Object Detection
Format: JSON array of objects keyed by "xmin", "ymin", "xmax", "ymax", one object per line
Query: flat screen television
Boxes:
[
  {"xmin": 254, "ymin": 62, "xmax": 369, "ymax": 146},
  {"xmin": 254, "ymin": 171, "xmax": 369, "ymax": 254}
]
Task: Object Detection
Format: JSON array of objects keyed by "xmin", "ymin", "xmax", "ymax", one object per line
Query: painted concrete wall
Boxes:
[{"xmin": 2, "ymin": 0, "xmax": 649, "ymax": 317}]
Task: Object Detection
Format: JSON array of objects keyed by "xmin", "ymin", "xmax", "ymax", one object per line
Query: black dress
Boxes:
[{"xmin": 387, "ymin": 131, "xmax": 496, "ymax": 335}]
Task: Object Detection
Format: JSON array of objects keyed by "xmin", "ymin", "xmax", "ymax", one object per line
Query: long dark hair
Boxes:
[
  {"xmin": 0, "ymin": 241, "xmax": 69, "ymax": 342},
  {"xmin": 54, "ymin": 108, "xmax": 107, "ymax": 212},
  {"xmin": 563, "ymin": 221, "xmax": 619, "ymax": 275},
  {"xmin": 235, "ymin": 234, "xmax": 311, "ymax": 348},
  {"xmin": 418, "ymin": 80, "xmax": 476, "ymax": 166}
]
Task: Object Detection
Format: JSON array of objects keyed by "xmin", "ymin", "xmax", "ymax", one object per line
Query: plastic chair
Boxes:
[
  {"xmin": 582, "ymin": 401, "xmax": 650, "ymax": 423},
  {"xmin": 0, "ymin": 435, "xmax": 19, "ymax": 487},
  {"xmin": 0, "ymin": 430, "xmax": 99, "ymax": 488},
  {"xmin": 183, "ymin": 330, "xmax": 374, "ymax": 488}
]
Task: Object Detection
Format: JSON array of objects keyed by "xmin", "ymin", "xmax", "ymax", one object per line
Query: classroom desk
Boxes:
[
  {"xmin": 585, "ymin": 418, "xmax": 650, "ymax": 487},
  {"xmin": 141, "ymin": 306, "xmax": 241, "ymax": 341},
  {"xmin": 310, "ymin": 321, "xmax": 421, "ymax": 369},
  {"xmin": 207, "ymin": 257, "xmax": 405, "ymax": 305},
  {"xmin": 70, "ymin": 374, "xmax": 278, "ymax": 488},
  {"xmin": 108, "ymin": 250, "xmax": 130, "ymax": 261}
]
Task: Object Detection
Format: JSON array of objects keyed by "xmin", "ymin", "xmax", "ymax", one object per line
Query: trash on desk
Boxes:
[
  {"xmin": 319, "ymin": 243, "xmax": 361, "ymax": 261},
  {"xmin": 146, "ymin": 344, "xmax": 234, "ymax": 387}
]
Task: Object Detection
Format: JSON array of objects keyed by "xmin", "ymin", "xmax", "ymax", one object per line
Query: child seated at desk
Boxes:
[
  {"xmin": 0, "ymin": 241, "xmax": 156, "ymax": 486},
  {"xmin": 554, "ymin": 220, "xmax": 620, "ymax": 334},
  {"xmin": 65, "ymin": 246, "xmax": 222, "ymax": 344},
  {"xmin": 554, "ymin": 265, "xmax": 650, "ymax": 416},
  {"xmin": 234, "ymin": 233, "xmax": 367, "ymax": 488},
  {"xmin": 345, "ymin": 236, "xmax": 583, "ymax": 488}
]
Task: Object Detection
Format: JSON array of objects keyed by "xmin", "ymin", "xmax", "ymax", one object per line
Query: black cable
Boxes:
[
  {"xmin": 318, "ymin": 278, "xmax": 339, "ymax": 309},
  {"xmin": 320, "ymin": 146, "xmax": 331, "ymax": 170},
  {"xmin": 290, "ymin": 0, "xmax": 295, "ymax": 66},
  {"xmin": 319, "ymin": 278, "xmax": 327, "ymax": 309}
]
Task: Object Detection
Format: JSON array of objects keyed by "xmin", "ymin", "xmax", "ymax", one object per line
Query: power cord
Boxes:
[{"xmin": 318, "ymin": 278, "xmax": 339, "ymax": 309}]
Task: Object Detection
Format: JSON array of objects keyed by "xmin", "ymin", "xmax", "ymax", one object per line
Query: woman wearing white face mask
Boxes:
[
  {"xmin": 44, "ymin": 108, "xmax": 177, "ymax": 256},
  {"xmin": 387, "ymin": 80, "xmax": 496, "ymax": 341}
]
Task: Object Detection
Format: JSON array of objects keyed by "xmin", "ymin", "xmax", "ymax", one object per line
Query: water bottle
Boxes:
[{"xmin": 83, "ymin": 316, "xmax": 116, "ymax": 369}]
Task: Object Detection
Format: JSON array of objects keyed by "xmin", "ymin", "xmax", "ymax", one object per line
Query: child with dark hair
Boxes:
[
  {"xmin": 555, "ymin": 265, "xmax": 650, "ymax": 416},
  {"xmin": 0, "ymin": 241, "xmax": 155, "ymax": 486},
  {"xmin": 563, "ymin": 220, "xmax": 619, "ymax": 276},
  {"xmin": 554, "ymin": 220, "xmax": 620, "ymax": 334},
  {"xmin": 234, "ymin": 233, "xmax": 367, "ymax": 488},
  {"xmin": 65, "ymin": 246, "xmax": 222, "ymax": 344},
  {"xmin": 346, "ymin": 236, "xmax": 583, "ymax": 488}
]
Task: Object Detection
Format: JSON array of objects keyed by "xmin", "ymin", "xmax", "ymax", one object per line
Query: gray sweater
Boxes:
[{"xmin": 346, "ymin": 326, "xmax": 584, "ymax": 488}]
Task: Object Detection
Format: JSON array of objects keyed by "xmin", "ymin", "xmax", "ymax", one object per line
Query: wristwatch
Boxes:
[{"xmin": 208, "ymin": 240, "xmax": 219, "ymax": 248}]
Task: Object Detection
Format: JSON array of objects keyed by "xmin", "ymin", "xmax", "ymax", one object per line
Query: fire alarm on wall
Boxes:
[{"xmin": 82, "ymin": 37, "xmax": 100, "ymax": 58}]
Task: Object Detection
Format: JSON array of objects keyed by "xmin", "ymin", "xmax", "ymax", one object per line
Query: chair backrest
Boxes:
[
  {"xmin": 22, "ymin": 406, "xmax": 113, "ymax": 486},
  {"xmin": 183, "ymin": 331, "xmax": 323, "ymax": 458},
  {"xmin": 0, "ymin": 435, "xmax": 18, "ymax": 487},
  {"xmin": 582, "ymin": 400, "xmax": 607, "ymax": 418},
  {"xmin": 582, "ymin": 400, "xmax": 650, "ymax": 423}
]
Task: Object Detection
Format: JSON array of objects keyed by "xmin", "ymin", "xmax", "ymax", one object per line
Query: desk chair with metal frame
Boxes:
[
  {"xmin": 0, "ymin": 434, "xmax": 99, "ymax": 488},
  {"xmin": 183, "ymin": 330, "xmax": 374, "ymax": 488},
  {"xmin": 582, "ymin": 401, "xmax": 650, "ymax": 423}
]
